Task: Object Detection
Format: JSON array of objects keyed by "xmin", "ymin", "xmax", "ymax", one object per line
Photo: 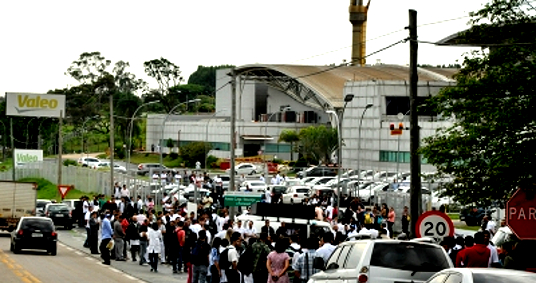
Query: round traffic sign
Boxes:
[{"xmin": 416, "ymin": 210, "xmax": 455, "ymax": 239}]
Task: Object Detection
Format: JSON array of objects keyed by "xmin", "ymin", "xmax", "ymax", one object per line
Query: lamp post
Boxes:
[
  {"xmin": 396, "ymin": 110, "xmax": 410, "ymax": 181},
  {"xmin": 81, "ymin": 115, "xmax": 100, "ymax": 158},
  {"xmin": 127, "ymin": 100, "xmax": 160, "ymax": 176},
  {"xmin": 357, "ymin": 103, "xmax": 373, "ymax": 202},
  {"xmin": 263, "ymin": 106, "xmax": 291, "ymax": 176},
  {"xmin": 326, "ymin": 110, "xmax": 341, "ymax": 209},
  {"xmin": 25, "ymin": 117, "xmax": 37, "ymax": 149},
  {"xmin": 159, "ymin": 99, "xmax": 201, "ymax": 200},
  {"xmin": 205, "ymin": 110, "xmax": 224, "ymax": 172}
]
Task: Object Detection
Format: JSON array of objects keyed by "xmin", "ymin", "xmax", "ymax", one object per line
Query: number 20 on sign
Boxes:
[{"xmin": 416, "ymin": 210, "xmax": 455, "ymax": 240}]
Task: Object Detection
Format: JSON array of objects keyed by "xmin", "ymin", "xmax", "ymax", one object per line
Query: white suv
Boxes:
[
  {"xmin": 309, "ymin": 239, "xmax": 453, "ymax": 283},
  {"xmin": 77, "ymin": 157, "xmax": 100, "ymax": 167}
]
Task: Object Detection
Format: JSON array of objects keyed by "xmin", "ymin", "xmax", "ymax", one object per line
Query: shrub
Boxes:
[
  {"xmin": 145, "ymin": 153, "xmax": 150, "ymax": 157},
  {"xmin": 288, "ymin": 161, "xmax": 296, "ymax": 167},
  {"xmin": 272, "ymin": 158, "xmax": 284, "ymax": 164},
  {"xmin": 114, "ymin": 147, "xmax": 126, "ymax": 159},
  {"xmin": 179, "ymin": 141, "xmax": 211, "ymax": 168},
  {"xmin": 162, "ymin": 153, "xmax": 168, "ymax": 158},
  {"xmin": 63, "ymin": 159, "xmax": 78, "ymax": 167},
  {"xmin": 207, "ymin": 155, "xmax": 218, "ymax": 168},
  {"xmin": 169, "ymin": 152, "xmax": 179, "ymax": 160},
  {"xmin": 96, "ymin": 153, "xmax": 108, "ymax": 159}
]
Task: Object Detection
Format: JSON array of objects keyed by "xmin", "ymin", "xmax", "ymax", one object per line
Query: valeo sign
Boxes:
[
  {"xmin": 14, "ymin": 149, "xmax": 43, "ymax": 164},
  {"xmin": 5, "ymin": 92, "xmax": 65, "ymax": 118}
]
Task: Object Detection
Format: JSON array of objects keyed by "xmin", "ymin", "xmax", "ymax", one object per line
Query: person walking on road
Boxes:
[
  {"xmin": 387, "ymin": 207, "xmax": 396, "ymax": 238},
  {"xmin": 89, "ymin": 211, "xmax": 99, "ymax": 254},
  {"xmin": 192, "ymin": 230, "xmax": 211, "ymax": 283},
  {"xmin": 113, "ymin": 214, "xmax": 126, "ymax": 261},
  {"xmin": 147, "ymin": 222, "xmax": 163, "ymax": 272},
  {"xmin": 139, "ymin": 222, "xmax": 149, "ymax": 266},
  {"xmin": 100, "ymin": 214, "xmax": 113, "ymax": 265}
]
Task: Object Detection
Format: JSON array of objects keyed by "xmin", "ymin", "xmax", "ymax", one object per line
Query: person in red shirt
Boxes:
[
  {"xmin": 176, "ymin": 221, "xmax": 186, "ymax": 273},
  {"xmin": 457, "ymin": 232, "xmax": 489, "ymax": 267}
]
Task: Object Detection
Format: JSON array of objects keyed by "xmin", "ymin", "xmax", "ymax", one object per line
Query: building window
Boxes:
[
  {"xmin": 266, "ymin": 144, "xmax": 291, "ymax": 153},
  {"xmin": 379, "ymin": 150, "xmax": 428, "ymax": 164},
  {"xmin": 385, "ymin": 96, "xmax": 437, "ymax": 116}
]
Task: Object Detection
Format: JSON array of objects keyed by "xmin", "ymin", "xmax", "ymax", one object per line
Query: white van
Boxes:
[
  {"xmin": 236, "ymin": 214, "xmax": 333, "ymax": 238},
  {"xmin": 310, "ymin": 240, "xmax": 453, "ymax": 283}
]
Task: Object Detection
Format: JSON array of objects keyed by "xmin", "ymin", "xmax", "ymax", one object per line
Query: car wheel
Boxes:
[
  {"xmin": 66, "ymin": 224, "xmax": 72, "ymax": 230},
  {"xmin": 249, "ymin": 170, "xmax": 256, "ymax": 175},
  {"xmin": 10, "ymin": 241, "xmax": 14, "ymax": 252},
  {"xmin": 290, "ymin": 199, "xmax": 294, "ymax": 204},
  {"xmin": 49, "ymin": 245, "xmax": 57, "ymax": 256}
]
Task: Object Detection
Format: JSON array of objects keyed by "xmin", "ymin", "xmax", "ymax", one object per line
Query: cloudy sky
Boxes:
[{"xmin": 0, "ymin": 0, "xmax": 488, "ymax": 96}]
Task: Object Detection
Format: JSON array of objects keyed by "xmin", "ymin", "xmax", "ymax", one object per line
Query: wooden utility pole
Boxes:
[
  {"xmin": 408, "ymin": 9, "xmax": 422, "ymax": 238},
  {"xmin": 110, "ymin": 95, "xmax": 115, "ymax": 197},
  {"xmin": 57, "ymin": 110, "xmax": 63, "ymax": 186}
]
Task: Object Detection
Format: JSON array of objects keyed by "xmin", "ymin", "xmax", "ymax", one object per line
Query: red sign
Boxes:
[
  {"xmin": 390, "ymin": 129, "xmax": 403, "ymax": 135},
  {"xmin": 507, "ymin": 188, "xmax": 536, "ymax": 240},
  {"xmin": 415, "ymin": 210, "xmax": 455, "ymax": 239},
  {"xmin": 58, "ymin": 185, "xmax": 72, "ymax": 199}
]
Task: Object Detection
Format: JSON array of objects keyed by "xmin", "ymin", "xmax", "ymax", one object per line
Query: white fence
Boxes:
[
  {"xmin": 0, "ymin": 163, "xmax": 150, "ymax": 197},
  {"xmin": 376, "ymin": 191, "xmax": 432, "ymax": 234}
]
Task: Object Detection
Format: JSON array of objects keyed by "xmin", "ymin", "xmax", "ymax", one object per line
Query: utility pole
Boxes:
[
  {"xmin": 408, "ymin": 9, "xmax": 422, "ymax": 238},
  {"xmin": 57, "ymin": 110, "xmax": 63, "ymax": 186},
  {"xmin": 229, "ymin": 69, "xmax": 237, "ymax": 220},
  {"xmin": 110, "ymin": 95, "xmax": 115, "ymax": 197},
  {"xmin": 10, "ymin": 118, "xmax": 15, "ymax": 181}
]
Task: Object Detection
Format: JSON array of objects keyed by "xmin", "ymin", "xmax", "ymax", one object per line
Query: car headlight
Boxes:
[{"xmin": 307, "ymin": 279, "xmax": 315, "ymax": 283}]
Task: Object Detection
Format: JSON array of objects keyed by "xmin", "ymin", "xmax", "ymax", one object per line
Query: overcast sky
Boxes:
[{"xmin": 0, "ymin": 0, "xmax": 488, "ymax": 96}]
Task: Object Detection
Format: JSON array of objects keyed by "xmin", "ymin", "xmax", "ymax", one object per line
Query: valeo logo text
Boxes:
[
  {"xmin": 17, "ymin": 95, "xmax": 59, "ymax": 110},
  {"xmin": 17, "ymin": 153, "xmax": 39, "ymax": 162}
]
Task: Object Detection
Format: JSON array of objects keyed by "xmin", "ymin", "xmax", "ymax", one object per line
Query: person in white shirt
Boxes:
[
  {"xmin": 233, "ymin": 220, "xmax": 245, "ymax": 238},
  {"xmin": 174, "ymin": 172, "xmax": 182, "ymax": 184},
  {"xmin": 265, "ymin": 187, "xmax": 272, "ymax": 203},
  {"xmin": 152, "ymin": 173, "xmax": 159, "ymax": 182},
  {"xmin": 275, "ymin": 173, "xmax": 282, "ymax": 184},
  {"xmin": 190, "ymin": 216, "xmax": 206, "ymax": 235},
  {"xmin": 325, "ymin": 205, "xmax": 334, "ymax": 221},
  {"xmin": 83, "ymin": 205, "xmax": 93, "ymax": 247},
  {"xmin": 120, "ymin": 185, "xmax": 130, "ymax": 198},
  {"xmin": 160, "ymin": 172, "xmax": 167, "ymax": 185},
  {"xmin": 259, "ymin": 174, "xmax": 265, "ymax": 183},
  {"xmin": 483, "ymin": 230, "xmax": 500, "ymax": 267},
  {"xmin": 316, "ymin": 233, "xmax": 336, "ymax": 263},
  {"xmin": 243, "ymin": 221, "xmax": 257, "ymax": 240},
  {"xmin": 485, "ymin": 218, "xmax": 497, "ymax": 236},
  {"xmin": 226, "ymin": 232, "xmax": 242, "ymax": 282},
  {"xmin": 136, "ymin": 196, "xmax": 144, "ymax": 213}
]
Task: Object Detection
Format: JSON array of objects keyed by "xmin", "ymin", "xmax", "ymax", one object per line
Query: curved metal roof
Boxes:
[{"xmin": 234, "ymin": 64, "xmax": 456, "ymax": 109}]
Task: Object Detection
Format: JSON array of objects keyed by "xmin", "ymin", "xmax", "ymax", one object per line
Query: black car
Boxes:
[
  {"xmin": 296, "ymin": 167, "xmax": 337, "ymax": 179},
  {"xmin": 269, "ymin": 185, "xmax": 288, "ymax": 203},
  {"xmin": 10, "ymin": 217, "xmax": 57, "ymax": 255},
  {"xmin": 44, "ymin": 204, "xmax": 73, "ymax": 229},
  {"xmin": 137, "ymin": 163, "xmax": 176, "ymax": 176},
  {"xmin": 460, "ymin": 207, "xmax": 490, "ymax": 226}
]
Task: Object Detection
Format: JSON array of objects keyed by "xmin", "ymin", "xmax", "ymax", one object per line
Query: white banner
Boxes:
[
  {"xmin": 5, "ymin": 92, "xmax": 65, "ymax": 118},
  {"xmin": 14, "ymin": 149, "xmax": 43, "ymax": 164}
]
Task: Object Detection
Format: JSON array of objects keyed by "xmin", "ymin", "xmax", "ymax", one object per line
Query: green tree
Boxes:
[
  {"xmin": 278, "ymin": 129, "xmax": 300, "ymax": 161},
  {"xmin": 296, "ymin": 125, "xmax": 338, "ymax": 165},
  {"xmin": 166, "ymin": 138, "xmax": 174, "ymax": 152},
  {"xmin": 179, "ymin": 141, "xmax": 211, "ymax": 168},
  {"xmin": 143, "ymin": 58, "xmax": 184, "ymax": 113},
  {"xmin": 187, "ymin": 65, "xmax": 236, "ymax": 93},
  {"xmin": 420, "ymin": 0, "xmax": 536, "ymax": 205}
]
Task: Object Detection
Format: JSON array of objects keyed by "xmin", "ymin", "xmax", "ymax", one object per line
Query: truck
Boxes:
[{"xmin": 0, "ymin": 181, "xmax": 37, "ymax": 232}]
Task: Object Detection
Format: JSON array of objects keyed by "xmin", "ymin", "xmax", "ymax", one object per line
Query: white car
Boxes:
[
  {"xmin": 280, "ymin": 178, "xmax": 303, "ymax": 187},
  {"xmin": 303, "ymin": 176, "xmax": 335, "ymax": 188},
  {"xmin": 282, "ymin": 186, "xmax": 312, "ymax": 204},
  {"xmin": 373, "ymin": 171, "xmax": 399, "ymax": 182},
  {"xmin": 239, "ymin": 181, "xmax": 267, "ymax": 193},
  {"xmin": 226, "ymin": 163, "xmax": 258, "ymax": 175},
  {"xmin": 91, "ymin": 162, "xmax": 127, "ymax": 173},
  {"xmin": 77, "ymin": 157, "xmax": 100, "ymax": 167},
  {"xmin": 358, "ymin": 182, "xmax": 392, "ymax": 203},
  {"xmin": 425, "ymin": 268, "xmax": 536, "ymax": 283}
]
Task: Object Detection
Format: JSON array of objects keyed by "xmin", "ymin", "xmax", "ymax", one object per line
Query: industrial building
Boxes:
[{"xmin": 145, "ymin": 64, "xmax": 457, "ymax": 173}]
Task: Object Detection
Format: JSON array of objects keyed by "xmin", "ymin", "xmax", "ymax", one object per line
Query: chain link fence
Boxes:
[{"xmin": 376, "ymin": 191, "xmax": 432, "ymax": 234}]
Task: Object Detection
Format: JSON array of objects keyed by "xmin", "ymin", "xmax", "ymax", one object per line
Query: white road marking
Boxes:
[
  {"xmin": 108, "ymin": 267, "xmax": 121, "ymax": 273},
  {"xmin": 65, "ymin": 247, "xmax": 73, "ymax": 251},
  {"xmin": 75, "ymin": 251, "xmax": 83, "ymax": 256},
  {"xmin": 124, "ymin": 275, "xmax": 136, "ymax": 280},
  {"xmin": 85, "ymin": 257, "xmax": 95, "ymax": 261}
]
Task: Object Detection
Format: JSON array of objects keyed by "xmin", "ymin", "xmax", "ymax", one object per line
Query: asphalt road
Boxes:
[{"xmin": 0, "ymin": 227, "xmax": 187, "ymax": 283}]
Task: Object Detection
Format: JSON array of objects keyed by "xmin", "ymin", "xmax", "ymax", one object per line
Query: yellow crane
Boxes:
[{"xmin": 349, "ymin": 0, "xmax": 371, "ymax": 66}]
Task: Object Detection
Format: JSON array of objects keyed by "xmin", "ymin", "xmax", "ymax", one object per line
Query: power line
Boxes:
[{"xmin": 414, "ymin": 39, "xmax": 536, "ymax": 46}]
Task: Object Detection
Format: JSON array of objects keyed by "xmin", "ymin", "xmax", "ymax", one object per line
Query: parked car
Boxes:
[
  {"xmin": 10, "ymin": 216, "xmax": 57, "ymax": 255},
  {"xmin": 373, "ymin": 171, "xmax": 399, "ymax": 182},
  {"xmin": 92, "ymin": 162, "xmax": 127, "ymax": 173},
  {"xmin": 304, "ymin": 176, "xmax": 335, "ymax": 188},
  {"xmin": 219, "ymin": 175, "xmax": 231, "ymax": 191},
  {"xmin": 36, "ymin": 199, "xmax": 52, "ymax": 216},
  {"xmin": 43, "ymin": 203, "xmax": 73, "ymax": 230},
  {"xmin": 137, "ymin": 163, "xmax": 175, "ymax": 176},
  {"xmin": 239, "ymin": 180, "xmax": 267, "ymax": 193},
  {"xmin": 310, "ymin": 240, "xmax": 452, "ymax": 283},
  {"xmin": 280, "ymin": 178, "xmax": 303, "ymax": 187},
  {"xmin": 358, "ymin": 182, "xmax": 392, "ymax": 203},
  {"xmin": 77, "ymin": 157, "xmax": 100, "ymax": 167},
  {"xmin": 425, "ymin": 268, "xmax": 536, "ymax": 283},
  {"xmin": 225, "ymin": 163, "xmax": 258, "ymax": 175},
  {"xmin": 459, "ymin": 207, "xmax": 487, "ymax": 226},
  {"xmin": 282, "ymin": 186, "xmax": 312, "ymax": 204},
  {"xmin": 296, "ymin": 166, "xmax": 337, "ymax": 179},
  {"xmin": 268, "ymin": 185, "xmax": 288, "ymax": 203}
]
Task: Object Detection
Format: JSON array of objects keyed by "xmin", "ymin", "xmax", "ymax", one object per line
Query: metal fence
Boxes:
[
  {"xmin": 0, "ymin": 163, "xmax": 151, "ymax": 198},
  {"xmin": 376, "ymin": 191, "xmax": 432, "ymax": 234}
]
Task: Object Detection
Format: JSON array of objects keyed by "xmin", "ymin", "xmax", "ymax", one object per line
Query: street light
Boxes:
[
  {"xmin": 126, "ymin": 100, "xmax": 160, "ymax": 176},
  {"xmin": 357, "ymin": 103, "xmax": 373, "ymax": 202},
  {"xmin": 263, "ymin": 106, "xmax": 291, "ymax": 176},
  {"xmin": 159, "ymin": 99, "xmax": 201, "ymax": 200},
  {"xmin": 326, "ymin": 110, "xmax": 341, "ymax": 209},
  {"xmin": 205, "ymin": 110, "xmax": 224, "ymax": 172},
  {"xmin": 25, "ymin": 117, "xmax": 37, "ymax": 149},
  {"xmin": 396, "ymin": 110, "xmax": 410, "ymax": 181},
  {"xmin": 81, "ymin": 115, "xmax": 100, "ymax": 158}
]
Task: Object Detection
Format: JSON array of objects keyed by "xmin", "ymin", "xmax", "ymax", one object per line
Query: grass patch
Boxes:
[
  {"xmin": 19, "ymin": 177, "xmax": 98, "ymax": 200},
  {"xmin": 447, "ymin": 213, "xmax": 460, "ymax": 220},
  {"xmin": 0, "ymin": 158, "xmax": 13, "ymax": 172},
  {"xmin": 129, "ymin": 152, "xmax": 184, "ymax": 168}
]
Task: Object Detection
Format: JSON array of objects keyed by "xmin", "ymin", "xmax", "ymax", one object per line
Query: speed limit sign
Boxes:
[{"xmin": 416, "ymin": 210, "xmax": 455, "ymax": 239}]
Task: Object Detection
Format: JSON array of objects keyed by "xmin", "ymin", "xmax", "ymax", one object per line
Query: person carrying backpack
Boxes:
[
  {"xmin": 192, "ymin": 230, "xmax": 211, "ymax": 283},
  {"xmin": 219, "ymin": 232, "xmax": 241, "ymax": 283}
]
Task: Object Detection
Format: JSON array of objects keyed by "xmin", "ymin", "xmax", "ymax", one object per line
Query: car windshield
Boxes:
[
  {"xmin": 250, "ymin": 182, "xmax": 265, "ymax": 187},
  {"xmin": 221, "ymin": 176, "xmax": 230, "ymax": 181},
  {"xmin": 20, "ymin": 219, "xmax": 54, "ymax": 232},
  {"xmin": 473, "ymin": 273, "xmax": 536, "ymax": 283},
  {"xmin": 36, "ymin": 201, "xmax": 49, "ymax": 208},
  {"xmin": 370, "ymin": 243, "xmax": 450, "ymax": 272},
  {"xmin": 296, "ymin": 188, "xmax": 309, "ymax": 193},
  {"xmin": 49, "ymin": 205, "xmax": 69, "ymax": 211}
]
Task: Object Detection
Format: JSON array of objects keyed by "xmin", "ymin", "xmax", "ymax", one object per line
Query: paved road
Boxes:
[{"xmin": 0, "ymin": 227, "xmax": 188, "ymax": 283}]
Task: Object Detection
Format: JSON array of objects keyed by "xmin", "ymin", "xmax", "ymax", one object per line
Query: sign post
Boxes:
[
  {"xmin": 506, "ymin": 188, "xmax": 536, "ymax": 240},
  {"xmin": 415, "ymin": 210, "xmax": 454, "ymax": 241},
  {"xmin": 58, "ymin": 185, "xmax": 72, "ymax": 200}
]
